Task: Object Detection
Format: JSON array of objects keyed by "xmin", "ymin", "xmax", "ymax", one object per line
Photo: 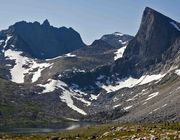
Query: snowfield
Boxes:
[
  {"xmin": 4, "ymin": 49, "xmax": 52, "ymax": 83},
  {"xmin": 2, "ymin": 35, "xmax": 52, "ymax": 83},
  {"xmin": 114, "ymin": 45, "xmax": 127, "ymax": 60},
  {"xmin": 96, "ymin": 73, "xmax": 166, "ymax": 93},
  {"xmin": 38, "ymin": 79, "xmax": 90, "ymax": 115}
]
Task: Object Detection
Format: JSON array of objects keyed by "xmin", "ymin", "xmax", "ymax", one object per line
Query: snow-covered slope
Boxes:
[
  {"xmin": 114, "ymin": 45, "xmax": 127, "ymax": 60},
  {"xmin": 2, "ymin": 37, "xmax": 52, "ymax": 83},
  {"xmin": 37, "ymin": 79, "xmax": 92, "ymax": 115},
  {"xmin": 96, "ymin": 73, "xmax": 166, "ymax": 93}
]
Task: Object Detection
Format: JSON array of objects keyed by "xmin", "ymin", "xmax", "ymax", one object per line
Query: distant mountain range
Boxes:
[{"xmin": 0, "ymin": 7, "xmax": 180, "ymax": 128}]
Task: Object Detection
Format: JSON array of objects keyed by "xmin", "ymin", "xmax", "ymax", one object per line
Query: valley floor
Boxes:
[{"xmin": 0, "ymin": 123, "xmax": 180, "ymax": 140}]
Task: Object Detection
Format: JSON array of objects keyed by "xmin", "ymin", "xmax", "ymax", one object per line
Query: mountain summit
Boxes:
[
  {"xmin": 124, "ymin": 7, "xmax": 180, "ymax": 60},
  {"xmin": 42, "ymin": 19, "xmax": 50, "ymax": 26},
  {"xmin": 0, "ymin": 20, "xmax": 85, "ymax": 59}
]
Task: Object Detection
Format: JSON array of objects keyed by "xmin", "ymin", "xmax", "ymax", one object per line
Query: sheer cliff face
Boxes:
[
  {"xmin": 110, "ymin": 7, "xmax": 180, "ymax": 77},
  {"xmin": 124, "ymin": 7, "xmax": 180, "ymax": 61}
]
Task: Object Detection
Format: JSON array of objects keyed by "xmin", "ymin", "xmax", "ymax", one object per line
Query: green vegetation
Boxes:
[{"xmin": 0, "ymin": 123, "xmax": 179, "ymax": 140}]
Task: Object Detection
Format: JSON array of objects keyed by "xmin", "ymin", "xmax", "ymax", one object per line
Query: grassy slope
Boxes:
[{"xmin": 0, "ymin": 123, "xmax": 179, "ymax": 140}]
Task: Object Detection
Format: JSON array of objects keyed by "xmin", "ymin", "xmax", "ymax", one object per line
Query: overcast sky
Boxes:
[{"xmin": 0, "ymin": 0, "xmax": 179, "ymax": 44}]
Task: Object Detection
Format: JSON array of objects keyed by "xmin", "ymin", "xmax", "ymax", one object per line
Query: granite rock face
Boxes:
[{"xmin": 0, "ymin": 20, "xmax": 85, "ymax": 59}]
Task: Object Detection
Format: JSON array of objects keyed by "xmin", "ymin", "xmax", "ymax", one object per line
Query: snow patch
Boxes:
[
  {"xmin": 64, "ymin": 118, "xmax": 79, "ymax": 122},
  {"xmin": 96, "ymin": 74, "xmax": 165, "ymax": 93},
  {"xmin": 114, "ymin": 45, "xmax": 127, "ymax": 60},
  {"xmin": 2, "ymin": 36, "xmax": 12, "ymax": 52},
  {"xmin": 146, "ymin": 92, "xmax": 159, "ymax": 101},
  {"xmin": 37, "ymin": 79, "xmax": 58, "ymax": 93},
  {"xmin": 38, "ymin": 79, "xmax": 89, "ymax": 115},
  {"xmin": 113, "ymin": 104, "xmax": 122, "ymax": 109},
  {"xmin": 162, "ymin": 104, "xmax": 167, "ymax": 108},
  {"xmin": 4, "ymin": 49, "xmax": 51, "ymax": 83},
  {"xmin": 175, "ymin": 69, "xmax": 180, "ymax": 76},
  {"xmin": 46, "ymin": 53, "xmax": 76, "ymax": 61},
  {"xmin": 31, "ymin": 62, "xmax": 52, "ymax": 83},
  {"xmin": 60, "ymin": 90, "xmax": 87, "ymax": 115},
  {"xmin": 119, "ymin": 40, "xmax": 128, "ymax": 45},
  {"xmin": 138, "ymin": 74, "xmax": 166, "ymax": 85},
  {"xmin": 124, "ymin": 105, "xmax": 133, "ymax": 111},
  {"xmin": 65, "ymin": 53, "xmax": 76, "ymax": 57},
  {"xmin": 46, "ymin": 56, "xmax": 63, "ymax": 61},
  {"xmin": 90, "ymin": 93, "xmax": 101, "ymax": 100}
]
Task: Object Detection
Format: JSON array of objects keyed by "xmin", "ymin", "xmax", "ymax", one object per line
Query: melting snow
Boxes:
[
  {"xmin": 4, "ymin": 49, "xmax": 51, "ymax": 83},
  {"xmin": 37, "ymin": 79, "xmax": 58, "ymax": 93},
  {"xmin": 126, "ymin": 89, "xmax": 148, "ymax": 102},
  {"xmin": 114, "ymin": 45, "xmax": 127, "ymax": 60},
  {"xmin": 124, "ymin": 105, "xmax": 133, "ymax": 111},
  {"xmin": 46, "ymin": 53, "xmax": 76, "ymax": 61},
  {"xmin": 90, "ymin": 93, "xmax": 101, "ymax": 100},
  {"xmin": 46, "ymin": 56, "xmax": 63, "ymax": 61},
  {"xmin": 138, "ymin": 74, "xmax": 166, "ymax": 85},
  {"xmin": 142, "ymin": 102, "xmax": 147, "ymax": 105},
  {"xmin": 64, "ymin": 117, "xmax": 79, "ymax": 122},
  {"xmin": 175, "ymin": 69, "xmax": 180, "ymax": 76},
  {"xmin": 2, "ymin": 36, "xmax": 12, "ymax": 52},
  {"xmin": 146, "ymin": 92, "xmax": 159, "ymax": 101},
  {"xmin": 119, "ymin": 40, "xmax": 128, "ymax": 45},
  {"xmin": 60, "ymin": 90, "xmax": 87, "ymax": 115},
  {"xmin": 170, "ymin": 21, "xmax": 180, "ymax": 31},
  {"xmin": 162, "ymin": 104, "xmax": 167, "ymax": 108},
  {"xmin": 38, "ymin": 79, "xmax": 89, "ymax": 115},
  {"xmin": 113, "ymin": 104, "xmax": 122, "ymax": 109},
  {"xmin": 2, "ymin": 36, "xmax": 52, "ymax": 83},
  {"xmin": 96, "ymin": 74, "xmax": 165, "ymax": 93},
  {"xmin": 31, "ymin": 62, "xmax": 52, "ymax": 83},
  {"xmin": 65, "ymin": 53, "xmax": 76, "ymax": 57},
  {"xmin": 151, "ymin": 104, "xmax": 167, "ymax": 114}
]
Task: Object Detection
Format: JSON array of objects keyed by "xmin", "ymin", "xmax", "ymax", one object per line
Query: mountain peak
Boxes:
[
  {"xmin": 91, "ymin": 39, "xmax": 108, "ymax": 46},
  {"xmin": 42, "ymin": 19, "xmax": 50, "ymax": 26},
  {"xmin": 142, "ymin": 7, "xmax": 172, "ymax": 23},
  {"xmin": 123, "ymin": 7, "xmax": 180, "ymax": 66},
  {"xmin": 144, "ymin": 7, "xmax": 157, "ymax": 13}
]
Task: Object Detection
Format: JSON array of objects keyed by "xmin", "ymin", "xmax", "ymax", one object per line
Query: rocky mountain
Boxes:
[
  {"xmin": 58, "ymin": 7, "xmax": 180, "ymax": 122},
  {"xmin": 0, "ymin": 17, "xmax": 133, "ymax": 127},
  {"xmin": 0, "ymin": 19, "xmax": 85, "ymax": 59},
  {"xmin": 0, "ymin": 7, "xmax": 180, "ymax": 128},
  {"xmin": 101, "ymin": 32, "xmax": 133, "ymax": 48},
  {"xmin": 0, "ymin": 21, "xmax": 131, "ymax": 84}
]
